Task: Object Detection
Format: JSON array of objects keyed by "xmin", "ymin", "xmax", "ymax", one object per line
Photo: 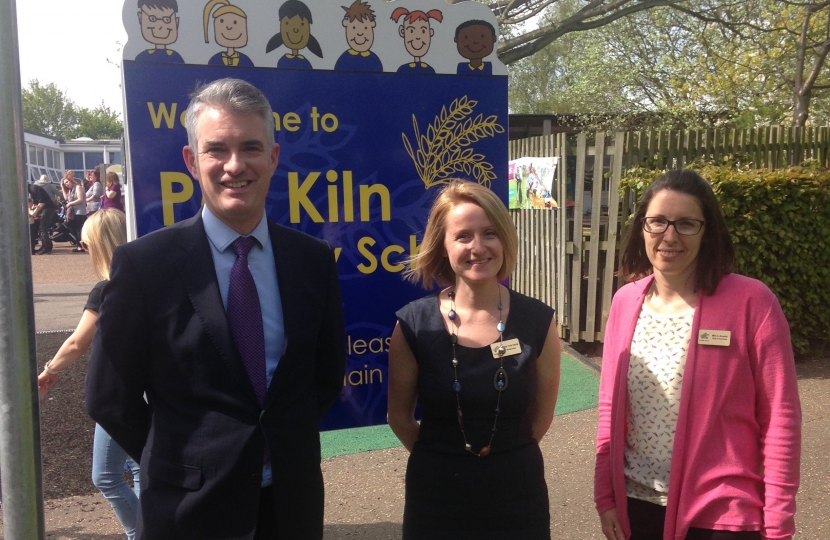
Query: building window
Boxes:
[
  {"xmin": 85, "ymin": 152, "xmax": 104, "ymax": 170},
  {"xmin": 109, "ymin": 151, "xmax": 122, "ymax": 165},
  {"xmin": 64, "ymin": 152, "xmax": 84, "ymax": 170}
]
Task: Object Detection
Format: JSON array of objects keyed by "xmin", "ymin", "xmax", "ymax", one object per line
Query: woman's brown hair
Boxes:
[{"xmin": 619, "ymin": 169, "xmax": 734, "ymax": 294}]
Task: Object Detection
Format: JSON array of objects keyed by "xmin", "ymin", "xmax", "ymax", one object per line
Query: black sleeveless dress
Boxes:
[{"xmin": 395, "ymin": 289, "xmax": 555, "ymax": 540}]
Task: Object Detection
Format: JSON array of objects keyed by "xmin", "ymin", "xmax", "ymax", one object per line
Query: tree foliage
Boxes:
[
  {"xmin": 22, "ymin": 80, "xmax": 79, "ymax": 138},
  {"xmin": 484, "ymin": 0, "xmax": 683, "ymax": 64},
  {"xmin": 74, "ymin": 103, "xmax": 123, "ymax": 140},
  {"xmin": 507, "ymin": 0, "xmax": 830, "ymax": 127},
  {"xmin": 22, "ymin": 80, "xmax": 123, "ymax": 140}
]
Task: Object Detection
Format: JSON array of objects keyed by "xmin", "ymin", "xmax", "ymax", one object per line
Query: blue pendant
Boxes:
[
  {"xmin": 496, "ymin": 321, "xmax": 506, "ymax": 333},
  {"xmin": 448, "ymin": 309, "xmax": 457, "ymax": 321},
  {"xmin": 494, "ymin": 368, "xmax": 508, "ymax": 391},
  {"xmin": 453, "ymin": 381, "xmax": 462, "ymax": 394}
]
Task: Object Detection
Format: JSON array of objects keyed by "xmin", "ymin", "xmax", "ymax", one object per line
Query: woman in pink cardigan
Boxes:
[{"xmin": 594, "ymin": 170, "xmax": 801, "ymax": 540}]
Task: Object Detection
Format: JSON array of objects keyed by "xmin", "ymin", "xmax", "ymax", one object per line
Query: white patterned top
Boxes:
[{"xmin": 624, "ymin": 302, "xmax": 694, "ymax": 505}]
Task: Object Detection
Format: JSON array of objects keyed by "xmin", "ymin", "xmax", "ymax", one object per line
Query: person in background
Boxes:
[
  {"xmin": 388, "ymin": 179, "xmax": 561, "ymax": 539},
  {"xmin": 102, "ymin": 172, "xmax": 125, "ymax": 212},
  {"xmin": 61, "ymin": 170, "xmax": 87, "ymax": 252},
  {"xmin": 37, "ymin": 209, "xmax": 140, "ymax": 540},
  {"xmin": 28, "ymin": 180, "xmax": 56, "ymax": 255},
  {"xmin": 86, "ymin": 169, "xmax": 104, "ymax": 214},
  {"xmin": 85, "ymin": 78, "xmax": 345, "ymax": 540},
  {"xmin": 35, "ymin": 173, "xmax": 62, "ymax": 204},
  {"xmin": 594, "ymin": 169, "xmax": 801, "ymax": 540}
]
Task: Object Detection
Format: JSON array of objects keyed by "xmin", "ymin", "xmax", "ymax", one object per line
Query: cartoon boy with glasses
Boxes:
[{"xmin": 136, "ymin": 0, "xmax": 184, "ymax": 63}]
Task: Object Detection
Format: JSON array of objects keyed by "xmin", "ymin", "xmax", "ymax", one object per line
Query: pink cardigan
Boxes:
[{"xmin": 594, "ymin": 274, "xmax": 801, "ymax": 540}]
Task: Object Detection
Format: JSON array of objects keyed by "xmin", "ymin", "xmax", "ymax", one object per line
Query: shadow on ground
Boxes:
[
  {"xmin": 796, "ymin": 356, "xmax": 830, "ymax": 380},
  {"xmin": 44, "ymin": 528, "xmax": 123, "ymax": 540},
  {"xmin": 324, "ymin": 522, "xmax": 401, "ymax": 539}
]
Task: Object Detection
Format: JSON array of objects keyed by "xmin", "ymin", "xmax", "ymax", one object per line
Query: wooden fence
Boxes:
[
  {"xmin": 624, "ymin": 126, "xmax": 830, "ymax": 170},
  {"xmin": 508, "ymin": 126, "xmax": 829, "ymax": 344}
]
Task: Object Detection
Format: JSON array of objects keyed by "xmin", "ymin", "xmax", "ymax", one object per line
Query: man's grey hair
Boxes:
[{"xmin": 185, "ymin": 78, "xmax": 276, "ymax": 150}]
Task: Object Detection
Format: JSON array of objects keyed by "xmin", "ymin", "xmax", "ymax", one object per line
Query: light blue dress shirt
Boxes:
[{"xmin": 202, "ymin": 206, "xmax": 285, "ymax": 487}]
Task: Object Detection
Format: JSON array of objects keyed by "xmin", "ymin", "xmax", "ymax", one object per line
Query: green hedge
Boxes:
[{"xmin": 619, "ymin": 163, "xmax": 830, "ymax": 355}]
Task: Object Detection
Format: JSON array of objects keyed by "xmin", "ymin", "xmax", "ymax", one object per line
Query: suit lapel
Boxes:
[
  {"xmin": 264, "ymin": 221, "xmax": 303, "ymax": 405},
  {"xmin": 175, "ymin": 215, "xmax": 260, "ymax": 404}
]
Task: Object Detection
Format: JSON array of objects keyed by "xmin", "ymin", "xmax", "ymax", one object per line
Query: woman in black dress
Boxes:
[{"xmin": 388, "ymin": 180, "xmax": 561, "ymax": 539}]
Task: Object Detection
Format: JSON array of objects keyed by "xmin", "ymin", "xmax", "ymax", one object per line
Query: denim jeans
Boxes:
[{"xmin": 92, "ymin": 424, "xmax": 140, "ymax": 540}]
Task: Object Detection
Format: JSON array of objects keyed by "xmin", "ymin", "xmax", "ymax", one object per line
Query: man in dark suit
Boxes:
[{"xmin": 86, "ymin": 78, "xmax": 345, "ymax": 539}]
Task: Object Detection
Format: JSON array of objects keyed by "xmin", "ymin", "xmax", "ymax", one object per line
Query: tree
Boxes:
[
  {"xmin": 72, "ymin": 103, "xmax": 123, "ymax": 139},
  {"xmin": 22, "ymin": 80, "xmax": 79, "ymax": 138},
  {"xmin": 508, "ymin": 0, "xmax": 830, "ymax": 127},
  {"xmin": 487, "ymin": 0, "xmax": 683, "ymax": 64},
  {"xmin": 22, "ymin": 80, "xmax": 123, "ymax": 140},
  {"xmin": 509, "ymin": 5, "xmax": 733, "ymax": 126},
  {"xmin": 731, "ymin": 1, "xmax": 830, "ymax": 126}
]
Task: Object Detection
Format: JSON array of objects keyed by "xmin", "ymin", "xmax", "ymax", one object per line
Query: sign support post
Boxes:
[{"xmin": 0, "ymin": 0, "xmax": 46, "ymax": 537}]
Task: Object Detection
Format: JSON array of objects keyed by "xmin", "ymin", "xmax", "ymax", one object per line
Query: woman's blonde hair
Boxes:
[
  {"xmin": 106, "ymin": 171, "xmax": 121, "ymax": 187},
  {"xmin": 405, "ymin": 180, "xmax": 517, "ymax": 288},
  {"xmin": 81, "ymin": 209, "xmax": 127, "ymax": 280}
]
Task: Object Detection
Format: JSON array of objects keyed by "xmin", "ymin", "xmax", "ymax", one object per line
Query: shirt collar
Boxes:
[
  {"xmin": 348, "ymin": 49, "xmax": 371, "ymax": 57},
  {"xmin": 202, "ymin": 205, "xmax": 268, "ymax": 252}
]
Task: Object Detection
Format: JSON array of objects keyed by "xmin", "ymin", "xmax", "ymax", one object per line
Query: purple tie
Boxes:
[{"xmin": 227, "ymin": 236, "xmax": 267, "ymax": 406}]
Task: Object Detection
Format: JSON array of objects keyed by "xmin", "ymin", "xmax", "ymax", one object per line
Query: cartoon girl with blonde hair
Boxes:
[
  {"xmin": 203, "ymin": 0, "xmax": 253, "ymax": 67},
  {"xmin": 392, "ymin": 7, "xmax": 442, "ymax": 74}
]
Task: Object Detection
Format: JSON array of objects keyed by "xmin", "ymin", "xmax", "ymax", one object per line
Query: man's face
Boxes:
[
  {"xmin": 400, "ymin": 20, "xmax": 433, "ymax": 59},
  {"xmin": 138, "ymin": 6, "xmax": 179, "ymax": 46},
  {"xmin": 214, "ymin": 14, "xmax": 248, "ymax": 49},
  {"xmin": 343, "ymin": 17, "xmax": 375, "ymax": 53},
  {"xmin": 183, "ymin": 107, "xmax": 279, "ymax": 234},
  {"xmin": 281, "ymin": 15, "xmax": 310, "ymax": 52},
  {"xmin": 455, "ymin": 24, "xmax": 495, "ymax": 61}
]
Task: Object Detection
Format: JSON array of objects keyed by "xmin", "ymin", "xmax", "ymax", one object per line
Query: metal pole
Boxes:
[{"xmin": 0, "ymin": 0, "xmax": 46, "ymax": 536}]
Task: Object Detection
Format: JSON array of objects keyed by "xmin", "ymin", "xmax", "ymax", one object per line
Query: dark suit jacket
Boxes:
[{"xmin": 86, "ymin": 214, "xmax": 346, "ymax": 540}]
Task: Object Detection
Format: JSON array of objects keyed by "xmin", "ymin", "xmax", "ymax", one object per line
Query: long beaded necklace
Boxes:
[{"xmin": 447, "ymin": 287, "xmax": 509, "ymax": 457}]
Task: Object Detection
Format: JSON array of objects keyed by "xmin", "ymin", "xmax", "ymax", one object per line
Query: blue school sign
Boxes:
[{"xmin": 121, "ymin": 0, "xmax": 507, "ymax": 430}]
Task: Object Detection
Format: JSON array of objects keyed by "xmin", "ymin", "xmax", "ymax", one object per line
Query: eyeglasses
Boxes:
[
  {"xmin": 140, "ymin": 9, "xmax": 173, "ymax": 23},
  {"xmin": 642, "ymin": 217, "xmax": 705, "ymax": 236}
]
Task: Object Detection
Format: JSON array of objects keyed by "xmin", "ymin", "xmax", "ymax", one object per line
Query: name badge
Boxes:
[
  {"xmin": 491, "ymin": 338, "xmax": 522, "ymax": 358},
  {"xmin": 698, "ymin": 330, "xmax": 731, "ymax": 346}
]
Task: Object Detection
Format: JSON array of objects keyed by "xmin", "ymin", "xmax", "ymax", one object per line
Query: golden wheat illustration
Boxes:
[{"xmin": 402, "ymin": 96, "xmax": 505, "ymax": 189}]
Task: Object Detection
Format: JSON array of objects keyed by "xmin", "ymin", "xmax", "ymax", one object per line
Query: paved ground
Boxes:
[{"xmin": 3, "ymin": 244, "xmax": 827, "ymax": 539}]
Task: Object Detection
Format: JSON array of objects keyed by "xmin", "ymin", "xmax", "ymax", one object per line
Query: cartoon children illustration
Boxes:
[
  {"xmin": 454, "ymin": 19, "xmax": 496, "ymax": 75},
  {"xmin": 392, "ymin": 8, "xmax": 442, "ymax": 74},
  {"xmin": 334, "ymin": 0, "xmax": 382, "ymax": 72},
  {"xmin": 203, "ymin": 0, "xmax": 253, "ymax": 67},
  {"xmin": 265, "ymin": 0, "xmax": 323, "ymax": 69},
  {"xmin": 135, "ymin": 0, "xmax": 184, "ymax": 63}
]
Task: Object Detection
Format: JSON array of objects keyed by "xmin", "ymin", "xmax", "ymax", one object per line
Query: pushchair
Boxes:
[{"xmin": 50, "ymin": 206, "xmax": 78, "ymax": 245}]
